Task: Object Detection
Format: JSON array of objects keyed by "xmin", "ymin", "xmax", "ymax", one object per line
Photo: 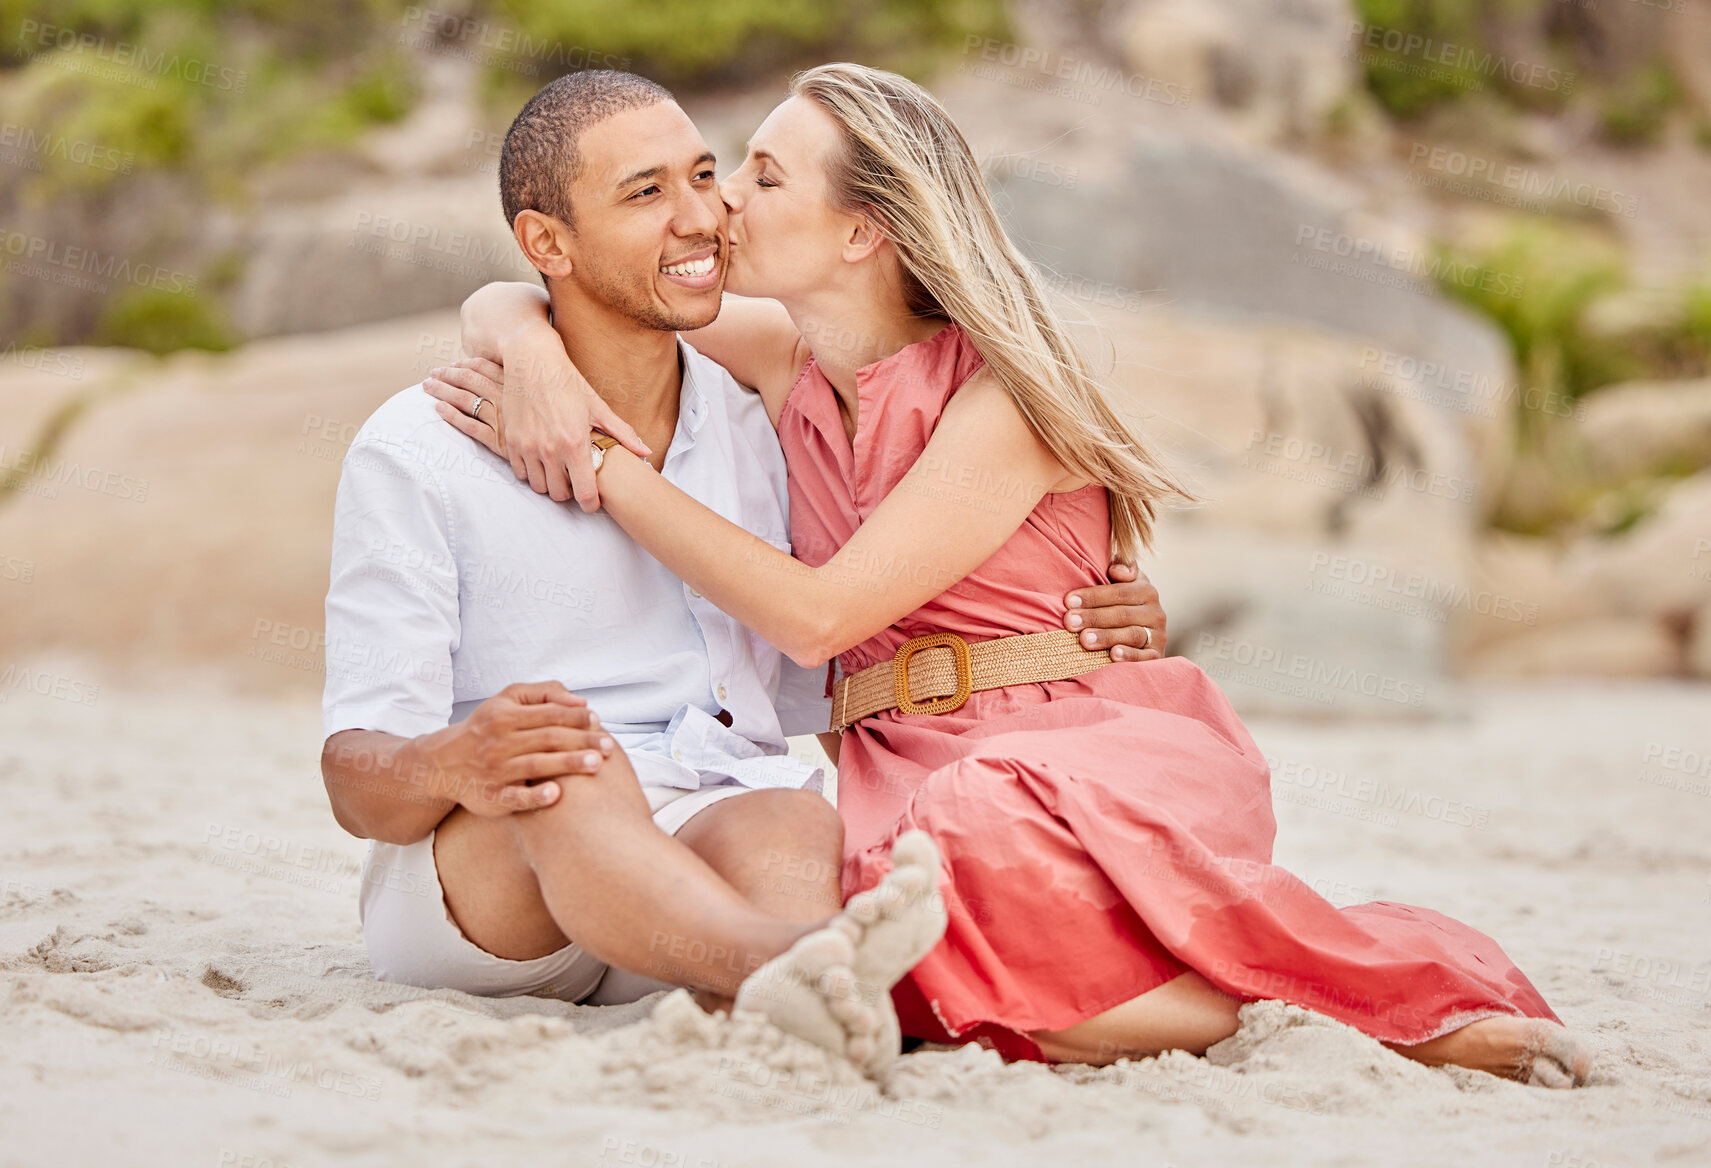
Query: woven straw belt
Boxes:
[{"xmin": 829, "ymin": 629, "xmax": 1113, "ymax": 732}]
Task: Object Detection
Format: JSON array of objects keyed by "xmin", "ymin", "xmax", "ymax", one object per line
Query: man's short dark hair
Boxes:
[{"xmin": 499, "ymin": 70, "xmax": 674, "ymax": 230}]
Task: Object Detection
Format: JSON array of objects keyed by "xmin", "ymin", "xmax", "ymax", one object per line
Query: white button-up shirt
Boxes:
[{"xmin": 322, "ymin": 339, "xmax": 829, "ymax": 792}]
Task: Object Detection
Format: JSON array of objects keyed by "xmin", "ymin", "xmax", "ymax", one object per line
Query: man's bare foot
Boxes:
[
  {"xmin": 733, "ymin": 928, "xmax": 877, "ymax": 1061},
  {"xmin": 834, "ymin": 830, "xmax": 949, "ymax": 1075},
  {"xmin": 1389, "ymin": 1016, "xmax": 1595, "ymax": 1088},
  {"xmin": 733, "ymin": 831, "xmax": 947, "ymax": 1078}
]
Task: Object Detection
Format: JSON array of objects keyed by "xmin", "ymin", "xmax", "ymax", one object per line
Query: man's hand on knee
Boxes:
[{"xmin": 416, "ymin": 681, "xmax": 614, "ymax": 817}]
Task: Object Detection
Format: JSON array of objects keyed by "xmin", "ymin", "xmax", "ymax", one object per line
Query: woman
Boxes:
[{"xmin": 427, "ymin": 63, "xmax": 1593, "ymax": 1086}]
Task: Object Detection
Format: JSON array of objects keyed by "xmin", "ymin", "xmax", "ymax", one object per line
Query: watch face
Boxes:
[{"xmin": 589, "ymin": 442, "xmax": 605, "ymax": 471}]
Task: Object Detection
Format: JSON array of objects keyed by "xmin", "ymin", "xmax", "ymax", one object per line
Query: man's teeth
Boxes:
[{"xmin": 661, "ymin": 255, "xmax": 716, "ymax": 277}]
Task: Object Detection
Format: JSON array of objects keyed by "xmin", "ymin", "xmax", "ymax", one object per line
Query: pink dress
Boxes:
[{"xmin": 777, "ymin": 321, "xmax": 1559, "ymax": 1061}]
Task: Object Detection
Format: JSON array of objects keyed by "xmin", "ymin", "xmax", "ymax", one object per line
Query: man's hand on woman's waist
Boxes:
[{"xmin": 1063, "ymin": 562, "xmax": 1168, "ymax": 662}]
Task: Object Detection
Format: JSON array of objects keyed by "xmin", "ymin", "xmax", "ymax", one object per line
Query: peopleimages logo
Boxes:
[
  {"xmin": 0, "ymin": 122, "xmax": 134, "ymax": 174},
  {"xmin": 17, "ymin": 21, "xmax": 248, "ymax": 92},
  {"xmin": 0, "ymin": 229, "xmax": 198, "ymax": 296},
  {"xmin": 1292, "ymin": 225, "xmax": 1526, "ymax": 300},
  {"xmin": 1344, "ymin": 20, "xmax": 1574, "ymax": 94},
  {"xmin": 1196, "ymin": 632, "xmax": 1429, "ymax": 709},
  {"xmin": 1307, "ymin": 552, "xmax": 1540, "ymax": 625},
  {"xmin": 0, "ymin": 444, "xmax": 151, "ymax": 502},
  {"xmin": 960, "ymin": 36, "xmax": 1192, "ymax": 108},
  {"xmin": 1406, "ymin": 143, "xmax": 1638, "ymax": 219}
]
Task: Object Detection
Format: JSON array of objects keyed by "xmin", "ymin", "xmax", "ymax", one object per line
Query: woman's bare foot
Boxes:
[
  {"xmin": 733, "ymin": 831, "xmax": 947, "ymax": 1077},
  {"xmin": 1388, "ymin": 1017, "xmax": 1595, "ymax": 1088}
]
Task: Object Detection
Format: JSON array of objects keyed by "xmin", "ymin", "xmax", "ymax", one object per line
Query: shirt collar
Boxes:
[{"xmin": 675, "ymin": 337, "xmax": 709, "ymax": 435}]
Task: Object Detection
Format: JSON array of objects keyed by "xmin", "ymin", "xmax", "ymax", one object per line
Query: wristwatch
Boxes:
[{"xmin": 589, "ymin": 429, "xmax": 620, "ymax": 472}]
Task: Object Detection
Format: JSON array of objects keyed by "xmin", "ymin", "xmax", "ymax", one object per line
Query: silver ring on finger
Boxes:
[
  {"xmin": 1142, "ymin": 626, "xmax": 1152, "ymax": 650},
  {"xmin": 471, "ymin": 396, "xmax": 488, "ymax": 422}
]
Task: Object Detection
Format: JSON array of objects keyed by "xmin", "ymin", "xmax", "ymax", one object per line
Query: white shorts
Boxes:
[{"xmin": 359, "ymin": 783, "xmax": 755, "ymax": 1004}]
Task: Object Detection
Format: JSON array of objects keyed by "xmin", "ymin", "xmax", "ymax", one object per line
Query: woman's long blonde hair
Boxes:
[{"xmin": 790, "ymin": 63, "xmax": 1194, "ymax": 560}]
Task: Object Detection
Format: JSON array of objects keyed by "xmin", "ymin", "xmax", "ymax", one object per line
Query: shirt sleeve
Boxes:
[
  {"xmin": 773, "ymin": 658, "xmax": 833, "ymax": 738},
  {"xmin": 322, "ymin": 437, "xmax": 461, "ymax": 741}
]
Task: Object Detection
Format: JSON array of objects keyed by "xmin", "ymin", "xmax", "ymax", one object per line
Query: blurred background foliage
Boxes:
[
  {"xmin": 0, "ymin": 0, "xmax": 1006, "ymax": 203},
  {"xmin": 0, "ymin": 0, "xmax": 1707, "ymax": 537},
  {"xmin": 0, "ymin": 0, "xmax": 1008, "ymax": 353},
  {"xmin": 1351, "ymin": 0, "xmax": 1690, "ymax": 141},
  {"xmin": 0, "ymin": 0, "xmax": 421, "ymax": 198},
  {"xmin": 505, "ymin": 0, "xmax": 1008, "ymax": 92}
]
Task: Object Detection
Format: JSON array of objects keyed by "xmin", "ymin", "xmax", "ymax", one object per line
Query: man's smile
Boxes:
[{"xmin": 659, "ymin": 244, "xmax": 721, "ymax": 290}]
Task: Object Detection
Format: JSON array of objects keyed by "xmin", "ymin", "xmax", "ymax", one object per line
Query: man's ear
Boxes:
[
  {"xmin": 513, "ymin": 209, "xmax": 575, "ymax": 280},
  {"xmin": 839, "ymin": 210, "xmax": 889, "ymax": 264}
]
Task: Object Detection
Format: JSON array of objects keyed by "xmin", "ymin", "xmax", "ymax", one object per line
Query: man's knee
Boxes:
[
  {"xmin": 529, "ymin": 744, "xmax": 651, "ymax": 820},
  {"xmin": 766, "ymin": 786, "xmax": 841, "ymax": 827},
  {"xmin": 747, "ymin": 791, "xmax": 843, "ymax": 872},
  {"xmin": 680, "ymin": 789, "xmax": 841, "ymax": 870},
  {"xmin": 748, "ymin": 788, "xmax": 843, "ymax": 847}
]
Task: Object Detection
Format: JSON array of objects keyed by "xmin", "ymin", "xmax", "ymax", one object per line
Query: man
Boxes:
[{"xmin": 320, "ymin": 71, "xmax": 1166, "ymax": 1053}]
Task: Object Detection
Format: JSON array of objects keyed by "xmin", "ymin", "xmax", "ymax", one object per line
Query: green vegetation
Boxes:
[
  {"xmin": 1432, "ymin": 223, "xmax": 1711, "ymax": 534},
  {"xmin": 0, "ymin": 0, "xmax": 1009, "ymax": 353},
  {"xmin": 1598, "ymin": 62, "xmax": 1680, "ymax": 146},
  {"xmin": 0, "ymin": 0, "xmax": 421, "ymax": 352},
  {"xmin": 1351, "ymin": 0, "xmax": 1495, "ymax": 119},
  {"xmin": 95, "ymin": 286, "xmax": 234, "ymax": 354},
  {"xmin": 1432, "ymin": 222, "xmax": 1628, "ymax": 416},
  {"xmin": 1352, "ymin": 0, "xmax": 1692, "ymax": 139},
  {"xmin": 1436, "ymin": 222, "xmax": 1709, "ymax": 430},
  {"xmin": 503, "ymin": 0, "xmax": 1006, "ymax": 89},
  {"xmin": 1, "ymin": 1, "xmax": 420, "ymax": 201}
]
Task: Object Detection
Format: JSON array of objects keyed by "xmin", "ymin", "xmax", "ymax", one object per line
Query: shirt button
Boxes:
[
  {"xmin": 716, "ymin": 685, "xmax": 728, "ymax": 701},
  {"xmin": 690, "ymin": 589, "xmax": 702, "ymax": 599},
  {"xmin": 673, "ymin": 750, "xmax": 685, "ymax": 763}
]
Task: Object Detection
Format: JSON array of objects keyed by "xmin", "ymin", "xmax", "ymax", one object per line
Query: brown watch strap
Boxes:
[{"xmin": 591, "ymin": 430, "xmax": 620, "ymax": 451}]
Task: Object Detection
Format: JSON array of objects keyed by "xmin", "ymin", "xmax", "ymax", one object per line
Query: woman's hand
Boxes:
[
  {"xmin": 424, "ymin": 336, "xmax": 650, "ymax": 512},
  {"xmin": 425, "ymin": 356, "xmax": 509, "ymax": 457},
  {"xmin": 1063, "ymin": 562, "xmax": 1168, "ymax": 662}
]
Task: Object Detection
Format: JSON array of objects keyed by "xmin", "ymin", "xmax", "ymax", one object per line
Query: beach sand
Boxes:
[{"xmin": 2, "ymin": 660, "xmax": 1708, "ymax": 1167}]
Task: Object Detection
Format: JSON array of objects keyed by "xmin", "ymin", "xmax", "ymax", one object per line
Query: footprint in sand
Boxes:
[{"xmin": 734, "ymin": 830, "xmax": 948, "ymax": 1077}]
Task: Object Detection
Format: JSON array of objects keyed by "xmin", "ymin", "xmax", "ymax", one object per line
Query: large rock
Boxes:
[
  {"xmin": 1459, "ymin": 471, "xmax": 1711, "ymax": 675},
  {"xmin": 1665, "ymin": 2, "xmax": 1711, "ymax": 114},
  {"xmin": 1575, "ymin": 378, "xmax": 1711, "ymax": 482},
  {"xmin": 0, "ymin": 299, "xmax": 1485, "ymax": 716},
  {"xmin": 223, "ymin": 51, "xmax": 520, "ymax": 340},
  {"xmin": 1464, "ymin": 616, "xmax": 1684, "ymax": 679},
  {"xmin": 0, "ymin": 311, "xmax": 464, "ymax": 696},
  {"xmin": 1689, "ymin": 600, "xmax": 1711, "ymax": 679},
  {"xmin": 1074, "ymin": 302, "xmax": 1482, "ymax": 716},
  {"xmin": 1570, "ymin": 470, "xmax": 1711, "ymax": 621},
  {"xmin": 990, "ymin": 132, "xmax": 1518, "ymax": 493},
  {"xmin": 222, "ymin": 175, "xmax": 530, "ymax": 340},
  {"xmin": 1117, "ymin": 0, "xmax": 1359, "ymax": 140}
]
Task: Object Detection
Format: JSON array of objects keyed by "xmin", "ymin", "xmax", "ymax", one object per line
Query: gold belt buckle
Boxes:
[{"xmin": 892, "ymin": 632, "xmax": 973, "ymax": 717}]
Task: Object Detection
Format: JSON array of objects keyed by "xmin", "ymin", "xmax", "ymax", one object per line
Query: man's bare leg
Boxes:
[
  {"xmin": 1029, "ymin": 971, "xmax": 1594, "ymax": 1086},
  {"xmin": 670, "ymin": 787, "xmax": 845, "ymax": 1012},
  {"xmin": 436, "ymin": 753, "xmax": 928, "ymax": 1070},
  {"xmin": 433, "ymin": 744, "xmax": 832, "ymax": 1000},
  {"xmin": 675, "ymin": 788, "xmax": 844, "ymax": 921},
  {"xmin": 735, "ymin": 830, "xmax": 948, "ymax": 1077}
]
